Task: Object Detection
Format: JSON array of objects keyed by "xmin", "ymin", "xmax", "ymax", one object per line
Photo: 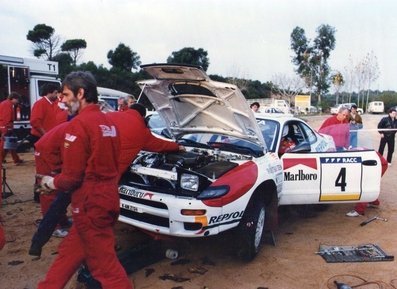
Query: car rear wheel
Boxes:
[{"xmin": 236, "ymin": 199, "xmax": 266, "ymax": 261}]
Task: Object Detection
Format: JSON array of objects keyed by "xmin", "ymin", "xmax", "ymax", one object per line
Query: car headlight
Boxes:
[
  {"xmin": 180, "ymin": 173, "xmax": 199, "ymax": 191},
  {"xmin": 197, "ymin": 185, "xmax": 230, "ymax": 200}
]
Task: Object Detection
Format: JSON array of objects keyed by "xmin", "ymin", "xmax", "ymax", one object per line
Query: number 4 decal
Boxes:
[{"xmin": 335, "ymin": 167, "xmax": 346, "ymax": 191}]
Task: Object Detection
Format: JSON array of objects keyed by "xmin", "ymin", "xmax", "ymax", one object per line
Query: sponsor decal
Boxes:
[
  {"xmin": 283, "ymin": 158, "xmax": 317, "ymax": 170},
  {"xmin": 320, "ymin": 157, "xmax": 362, "ymax": 164},
  {"xmin": 267, "ymin": 164, "xmax": 283, "ymax": 174},
  {"xmin": 284, "ymin": 169, "xmax": 317, "ymax": 181},
  {"xmin": 100, "ymin": 125, "xmax": 117, "ymax": 137},
  {"xmin": 65, "ymin": 133, "xmax": 77, "ymax": 142},
  {"xmin": 208, "ymin": 210, "xmax": 244, "ymax": 224},
  {"xmin": 119, "ymin": 186, "xmax": 153, "ymax": 200}
]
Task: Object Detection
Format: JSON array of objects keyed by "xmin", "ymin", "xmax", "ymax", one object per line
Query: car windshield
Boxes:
[
  {"xmin": 178, "ymin": 133, "xmax": 264, "ymax": 157},
  {"xmin": 256, "ymin": 118, "xmax": 280, "ymax": 152}
]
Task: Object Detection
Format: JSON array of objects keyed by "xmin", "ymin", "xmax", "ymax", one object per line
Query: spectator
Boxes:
[
  {"xmin": 37, "ymin": 71, "xmax": 132, "ymax": 289},
  {"xmin": 127, "ymin": 95, "xmax": 136, "ymax": 107},
  {"xmin": 349, "ymin": 104, "xmax": 363, "ymax": 147},
  {"xmin": 250, "ymin": 102, "xmax": 260, "ymax": 113},
  {"xmin": 378, "ymin": 107, "xmax": 397, "ymax": 165},
  {"xmin": 318, "ymin": 107, "xmax": 350, "ymax": 151},
  {"xmin": 29, "ymin": 83, "xmax": 61, "ymax": 144},
  {"xmin": 117, "ymin": 96, "xmax": 128, "ymax": 111},
  {"xmin": 0, "ymin": 92, "xmax": 23, "ymax": 165}
]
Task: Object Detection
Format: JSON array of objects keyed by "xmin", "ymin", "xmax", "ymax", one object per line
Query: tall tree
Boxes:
[
  {"xmin": 107, "ymin": 43, "xmax": 141, "ymax": 72},
  {"xmin": 61, "ymin": 39, "xmax": 87, "ymax": 65},
  {"xmin": 290, "ymin": 25, "xmax": 336, "ymax": 106},
  {"xmin": 167, "ymin": 47, "xmax": 210, "ymax": 71},
  {"xmin": 26, "ymin": 24, "xmax": 61, "ymax": 60}
]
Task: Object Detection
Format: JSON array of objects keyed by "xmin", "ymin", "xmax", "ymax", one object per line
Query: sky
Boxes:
[{"xmin": 1, "ymin": 0, "xmax": 397, "ymax": 91}]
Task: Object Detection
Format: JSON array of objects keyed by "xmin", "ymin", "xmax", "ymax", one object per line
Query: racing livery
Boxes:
[{"xmin": 118, "ymin": 64, "xmax": 386, "ymax": 260}]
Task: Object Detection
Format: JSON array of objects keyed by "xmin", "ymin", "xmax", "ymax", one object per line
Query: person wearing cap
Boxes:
[{"xmin": 0, "ymin": 92, "xmax": 23, "ymax": 165}]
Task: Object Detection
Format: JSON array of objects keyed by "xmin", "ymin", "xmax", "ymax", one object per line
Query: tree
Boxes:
[
  {"xmin": 290, "ymin": 25, "xmax": 336, "ymax": 106},
  {"xmin": 107, "ymin": 43, "xmax": 141, "ymax": 72},
  {"xmin": 271, "ymin": 73, "xmax": 305, "ymax": 105},
  {"xmin": 52, "ymin": 53, "xmax": 73, "ymax": 79},
  {"xmin": 167, "ymin": 47, "xmax": 210, "ymax": 71},
  {"xmin": 61, "ymin": 39, "xmax": 87, "ymax": 65},
  {"xmin": 26, "ymin": 24, "xmax": 61, "ymax": 60}
]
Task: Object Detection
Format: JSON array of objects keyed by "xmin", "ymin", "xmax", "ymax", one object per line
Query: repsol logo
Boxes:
[
  {"xmin": 208, "ymin": 211, "xmax": 244, "ymax": 224},
  {"xmin": 284, "ymin": 169, "xmax": 317, "ymax": 181}
]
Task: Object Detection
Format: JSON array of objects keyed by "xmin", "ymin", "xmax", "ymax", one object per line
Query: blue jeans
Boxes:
[{"xmin": 31, "ymin": 192, "xmax": 71, "ymax": 250}]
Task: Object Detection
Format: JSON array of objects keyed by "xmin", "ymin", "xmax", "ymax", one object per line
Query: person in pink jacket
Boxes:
[{"xmin": 37, "ymin": 71, "xmax": 132, "ymax": 289}]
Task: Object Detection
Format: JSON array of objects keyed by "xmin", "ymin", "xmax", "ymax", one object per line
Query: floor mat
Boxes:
[{"xmin": 317, "ymin": 243, "xmax": 394, "ymax": 263}]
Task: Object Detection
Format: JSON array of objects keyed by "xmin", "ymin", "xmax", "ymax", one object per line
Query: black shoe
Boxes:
[
  {"xmin": 29, "ymin": 243, "xmax": 42, "ymax": 257},
  {"xmin": 33, "ymin": 191, "xmax": 40, "ymax": 203}
]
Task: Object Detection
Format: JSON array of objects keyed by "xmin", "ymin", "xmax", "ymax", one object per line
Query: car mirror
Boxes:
[{"xmin": 290, "ymin": 141, "xmax": 311, "ymax": 153}]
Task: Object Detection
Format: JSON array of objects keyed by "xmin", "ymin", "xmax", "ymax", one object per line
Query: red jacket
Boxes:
[
  {"xmin": 107, "ymin": 109, "xmax": 180, "ymax": 175},
  {"xmin": 30, "ymin": 97, "xmax": 61, "ymax": 137},
  {"xmin": 54, "ymin": 105, "xmax": 120, "ymax": 192},
  {"xmin": 34, "ymin": 122, "xmax": 69, "ymax": 176},
  {"xmin": 0, "ymin": 99, "xmax": 14, "ymax": 134}
]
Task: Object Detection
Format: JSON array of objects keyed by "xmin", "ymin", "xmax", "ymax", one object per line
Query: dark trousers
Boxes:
[
  {"xmin": 31, "ymin": 192, "xmax": 71, "ymax": 250},
  {"xmin": 379, "ymin": 135, "xmax": 395, "ymax": 163}
]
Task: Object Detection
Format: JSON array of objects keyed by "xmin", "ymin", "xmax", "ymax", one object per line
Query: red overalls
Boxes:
[
  {"xmin": 107, "ymin": 109, "xmax": 179, "ymax": 174},
  {"xmin": 34, "ymin": 122, "xmax": 68, "ymax": 221},
  {"xmin": 38, "ymin": 105, "xmax": 132, "ymax": 289}
]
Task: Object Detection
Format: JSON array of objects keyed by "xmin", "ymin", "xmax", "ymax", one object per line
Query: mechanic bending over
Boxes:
[{"xmin": 37, "ymin": 71, "xmax": 132, "ymax": 289}]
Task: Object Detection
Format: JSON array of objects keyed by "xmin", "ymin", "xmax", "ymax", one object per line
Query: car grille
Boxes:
[
  {"xmin": 120, "ymin": 208, "xmax": 170, "ymax": 228},
  {"xmin": 119, "ymin": 194, "xmax": 169, "ymax": 228}
]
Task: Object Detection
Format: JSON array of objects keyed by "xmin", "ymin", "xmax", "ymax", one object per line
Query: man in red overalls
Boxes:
[
  {"xmin": 0, "ymin": 92, "xmax": 23, "ymax": 165},
  {"xmin": 37, "ymin": 71, "xmax": 132, "ymax": 289},
  {"xmin": 107, "ymin": 103, "xmax": 183, "ymax": 175}
]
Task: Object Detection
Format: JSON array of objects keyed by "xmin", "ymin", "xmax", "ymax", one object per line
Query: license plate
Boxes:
[{"xmin": 121, "ymin": 203, "xmax": 142, "ymax": 213}]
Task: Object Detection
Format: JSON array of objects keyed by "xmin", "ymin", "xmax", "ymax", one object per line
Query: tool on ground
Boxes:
[
  {"xmin": 334, "ymin": 280, "xmax": 352, "ymax": 289},
  {"xmin": 360, "ymin": 216, "xmax": 388, "ymax": 226}
]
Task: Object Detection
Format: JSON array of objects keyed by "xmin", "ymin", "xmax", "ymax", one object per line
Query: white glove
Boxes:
[{"xmin": 39, "ymin": 176, "xmax": 56, "ymax": 193}]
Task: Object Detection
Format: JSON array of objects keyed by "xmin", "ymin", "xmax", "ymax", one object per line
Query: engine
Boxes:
[{"xmin": 120, "ymin": 148, "xmax": 247, "ymax": 196}]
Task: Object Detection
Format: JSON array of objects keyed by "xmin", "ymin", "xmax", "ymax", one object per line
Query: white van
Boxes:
[
  {"xmin": 97, "ymin": 87, "xmax": 130, "ymax": 111},
  {"xmin": 367, "ymin": 101, "xmax": 384, "ymax": 114}
]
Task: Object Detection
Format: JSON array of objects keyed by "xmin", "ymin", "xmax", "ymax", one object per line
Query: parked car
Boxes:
[
  {"xmin": 330, "ymin": 103, "xmax": 363, "ymax": 115},
  {"xmin": 118, "ymin": 64, "xmax": 386, "ymax": 261}
]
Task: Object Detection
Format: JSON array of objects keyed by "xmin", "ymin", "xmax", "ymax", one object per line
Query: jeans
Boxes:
[{"xmin": 31, "ymin": 192, "xmax": 71, "ymax": 250}]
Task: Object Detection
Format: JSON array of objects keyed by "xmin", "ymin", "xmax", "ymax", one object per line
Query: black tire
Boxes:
[{"xmin": 236, "ymin": 198, "xmax": 266, "ymax": 261}]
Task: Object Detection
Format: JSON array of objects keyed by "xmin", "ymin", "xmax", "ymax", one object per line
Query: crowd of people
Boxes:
[
  {"xmin": 0, "ymin": 71, "xmax": 184, "ymax": 288},
  {"xmin": 318, "ymin": 105, "xmax": 396, "ymax": 217}
]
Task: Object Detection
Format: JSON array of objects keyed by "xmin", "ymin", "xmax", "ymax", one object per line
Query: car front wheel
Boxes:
[{"xmin": 236, "ymin": 199, "xmax": 266, "ymax": 261}]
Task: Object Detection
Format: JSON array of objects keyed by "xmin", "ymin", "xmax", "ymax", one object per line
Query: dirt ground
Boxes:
[{"xmin": 1, "ymin": 114, "xmax": 397, "ymax": 289}]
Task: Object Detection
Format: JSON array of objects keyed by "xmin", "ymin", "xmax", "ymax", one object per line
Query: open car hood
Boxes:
[{"xmin": 138, "ymin": 64, "xmax": 265, "ymax": 149}]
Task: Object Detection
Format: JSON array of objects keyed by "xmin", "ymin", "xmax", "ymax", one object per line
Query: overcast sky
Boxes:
[{"xmin": 1, "ymin": 0, "xmax": 396, "ymax": 91}]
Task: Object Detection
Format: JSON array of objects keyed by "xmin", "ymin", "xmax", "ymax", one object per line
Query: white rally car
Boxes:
[{"xmin": 118, "ymin": 64, "xmax": 386, "ymax": 260}]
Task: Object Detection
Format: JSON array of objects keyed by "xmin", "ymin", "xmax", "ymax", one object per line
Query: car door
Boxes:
[{"xmin": 279, "ymin": 150, "xmax": 382, "ymax": 205}]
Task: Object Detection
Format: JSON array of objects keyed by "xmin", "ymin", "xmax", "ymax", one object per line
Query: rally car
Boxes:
[{"xmin": 118, "ymin": 64, "xmax": 386, "ymax": 260}]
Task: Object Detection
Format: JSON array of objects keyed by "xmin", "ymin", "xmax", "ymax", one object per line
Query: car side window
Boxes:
[{"xmin": 299, "ymin": 122, "xmax": 317, "ymax": 144}]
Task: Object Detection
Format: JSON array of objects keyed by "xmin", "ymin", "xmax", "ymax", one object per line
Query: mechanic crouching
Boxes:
[{"xmin": 37, "ymin": 71, "xmax": 132, "ymax": 289}]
